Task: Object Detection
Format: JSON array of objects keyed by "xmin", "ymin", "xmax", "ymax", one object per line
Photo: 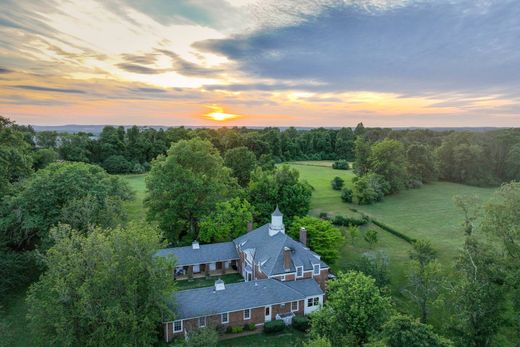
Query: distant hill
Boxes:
[{"xmin": 31, "ymin": 124, "xmax": 507, "ymax": 134}]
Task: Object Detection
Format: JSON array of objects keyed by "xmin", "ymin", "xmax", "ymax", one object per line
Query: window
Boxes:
[
  {"xmin": 173, "ymin": 320, "xmax": 182, "ymax": 332},
  {"xmin": 280, "ymin": 275, "xmax": 285, "ymax": 281},
  {"xmin": 198, "ymin": 316, "xmax": 206, "ymax": 328},
  {"xmin": 296, "ymin": 266, "xmax": 303, "ymax": 278},
  {"xmin": 291, "ymin": 301, "xmax": 299, "ymax": 312},
  {"xmin": 244, "ymin": 309, "xmax": 251, "ymax": 320},
  {"xmin": 313, "ymin": 264, "xmax": 320, "ymax": 275},
  {"xmin": 265, "ymin": 306, "xmax": 270, "ymax": 316},
  {"xmin": 307, "ymin": 297, "xmax": 320, "ymax": 307},
  {"xmin": 222, "ymin": 312, "xmax": 229, "ymax": 324}
]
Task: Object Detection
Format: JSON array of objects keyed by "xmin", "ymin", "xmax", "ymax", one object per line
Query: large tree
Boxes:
[
  {"xmin": 335, "ymin": 127, "xmax": 355, "ymax": 160},
  {"xmin": 145, "ymin": 138, "xmax": 237, "ymax": 244},
  {"xmin": 26, "ymin": 223, "xmax": 175, "ymax": 347},
  {"xmin": 198, "ymin": 198, "xmax": 253, "ymax": 243},
  {"xmin": 0, "ymin": 161, "xmax": 132, "ymax": 250},
  {"xmin": 368, "ymin": 138, "xmax": 408, "ymax": 193},
  {"xmin": 247, "ymin": 165, "xmax": 312, "ymax": 224},
  {"xmin": 288, "ymin": 216, "xmax": 344, "ymax": 264},
  {"xmin": 406, "ymin": 143, "xmax": 437, "ymax": 183},
  {"xmin": 310, "ymin": 271, "xmax": 393, "ymax": 346},
  {"xmin": 224, "ymin": 146, "xmax": 257, "ymax": 187}
]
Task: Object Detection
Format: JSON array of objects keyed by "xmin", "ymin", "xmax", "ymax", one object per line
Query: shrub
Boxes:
[
  {"xmin": 331, "ymin": 176, "xmax": 345, "ymax": 190},
  {"xmin": 215, "ymin": 324, "xmax": 226, "ymax": 335},
  {"xmin": 332, "ymin": 160, "xmax": 349, "ymax": 170},
  {"xmin": 352, "ymin": 173, "xmax": 390, "ymax": 205},
  {"xmin": 243, "ymin": 322, "xmax": 256, "ymax": 331},
  {"xmin": 341, "ymin": 187, "xmax": 353, "ymax": 203},
  {"xmin": 319, "ymin": 212, "xmax": 329, "ymax": 220},
  {"xmin": 101, "ymin": 155, "xmax": 133, "ymax": 174},
  {"xmin": 185, "ymin": 327, "xmax": 218, "ymax": 347},
  {"xmin": 264, "ymin": 320, "xmax": 285, "ymax": 333},
  {"xmin": 332, "ymin": 215, "xmax": 368, "ymax": 227},
  {"xmin": 371, "ymin": 219, "xmax": 416, "ymax": 244},
  {"xmin": 292, "ymin": 315, "xmax": 310, "ymax": 332},
  {"xmin": 229, "ymin": 326, "xmax": 243, "ymax": 334}
]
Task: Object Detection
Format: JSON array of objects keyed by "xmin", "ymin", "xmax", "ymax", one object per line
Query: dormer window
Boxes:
[
  {"xmin": 313, "ymin": 264, "xmax": 320, "ymax": 275},
  {"xmin": 296, "ymin": 266, "xmax": 303, "ymax": 278}
]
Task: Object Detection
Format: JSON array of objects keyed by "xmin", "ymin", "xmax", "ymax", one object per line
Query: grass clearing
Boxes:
[
  {"xmin": 218, "ymin": 327, "xmax": 306, "ymax": 347},
  {"xmin": 119, "ymin": 174, "xmax": 147, "ymax": 222},
  {"xmin": 176, "ymin": 273, "xmax": 243, "ymax": 291}
]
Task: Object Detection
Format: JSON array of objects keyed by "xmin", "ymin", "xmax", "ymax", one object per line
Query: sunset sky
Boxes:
[{"xmin": 1, "ymin": 0, "xmax": 519, "ymax": 127}]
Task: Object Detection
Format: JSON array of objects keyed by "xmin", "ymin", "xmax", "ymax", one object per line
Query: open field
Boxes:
[{"xmin": 119, "ymin": 174, "xmax": 147, "ymax": 222}]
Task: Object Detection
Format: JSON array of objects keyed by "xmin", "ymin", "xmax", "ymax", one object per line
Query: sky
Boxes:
[{"xmin": 0, "ymin": 0, "xmax": 519, "ymax": 127}]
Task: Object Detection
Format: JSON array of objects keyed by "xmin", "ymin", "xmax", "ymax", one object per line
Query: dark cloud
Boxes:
[
  {"xmin": 158, "ymin": 49, "xmax": 223, "ymax": 77},
  {"xmin": 0, "ymin": 67, "xmax": 12, "ymax": 74},
  {"xmin": 129, "ymin": 87, "xmax": 166, "ymax": 93},
  {"xmin": 120, "ymin": 53, "xmax": 158, "ymax": 65},
  {"xmin": 12, "ymin": 85, "xmax": 85, "ymax": 94},
  {"xmin": 197, "ymin": 0, "xmax": 520, "ymax": 95},
  {"xmin": 117, "ymin": 63, "xmax": 164, "ymax": 74}
]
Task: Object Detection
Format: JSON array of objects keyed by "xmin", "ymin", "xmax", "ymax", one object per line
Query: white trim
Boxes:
[
  {"xmin": 244, "ymin": 308, "xmax": 251, "ymax": 320},
  {"xmin": 296, "ymin": 266, "xmax": 303, "ymax": 278},
  {"xmin": 280, "ymin": 275, "xmax": 285, "ymax": 281},
  {"xmin": 313, "ymin": 264, "xmax": 320, "ymax": 275},
  {"xmin": 221, "ymin": 312, "xmax": 229, "ymax": 324},
  {"xmin": 173, "ymin": 320, "xmax": 183, "ymax": 333},
  {"xmin": 291, "ymin": 301, "xmax": 299, "ymax": 312}
]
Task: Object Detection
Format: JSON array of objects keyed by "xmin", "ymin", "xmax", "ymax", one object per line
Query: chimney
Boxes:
[
  {"xmin": 283, "ymin": 246, "xmax": 292, "ymax": 271},
  {"xmin": 299, "ymin": 227, "xmax": 307, "ymax": 246},
  {"xmin": 247, "ymin": 221, "xmax": 253, "ymax": 232},
  {"xmin": 215, "ymin": 278, "xmax": 225, "ymax": 291},
  {"xmin": 192, "ymin": 240, "xmax": 200, "ymax": 250}
]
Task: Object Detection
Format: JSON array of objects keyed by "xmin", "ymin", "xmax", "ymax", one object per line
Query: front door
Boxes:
[{"xmin": 264, "ymin": 305, "xmax": 271, "ymax": 322}]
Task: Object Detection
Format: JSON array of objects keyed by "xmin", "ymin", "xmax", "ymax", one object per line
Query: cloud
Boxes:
[
  {"xmin": 198, "ymin": 0, "xmax": 520, "ymax": 95},
  {"xmin": 12, "ymin": 85, "xmax": 86, "ymax": 94},
  {"xmin": 116, "ymin": 63, "xmax": 165, "ymax": 74},
  {"xmin": 0, "ymin": 67, "xmax": 12, "ymax": 74}
]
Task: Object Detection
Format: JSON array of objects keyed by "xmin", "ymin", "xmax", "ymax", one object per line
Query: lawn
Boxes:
[
  {"xmin": 119, "ymin": 173, "xmax": 147, "ymax": 222},
  {"xmin": 176, "ymin": 273, "xmax": 244, "ymax": 291},
  {"xmin": 218, "ymin": 328, "xmax": 306, "ymax": 347}
]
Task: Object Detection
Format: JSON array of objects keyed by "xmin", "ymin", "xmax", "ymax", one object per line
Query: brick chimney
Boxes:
[
  {"xmin": 283, "ymin": 246, "xmax": 292, "ymax": 271},
  {"xmin": 247, "ymin": 221, "xmax": 253, "ymax": 232},
  {"xmin": 299, "ymin": 227, "xmax": 307, "ymax": 246}
]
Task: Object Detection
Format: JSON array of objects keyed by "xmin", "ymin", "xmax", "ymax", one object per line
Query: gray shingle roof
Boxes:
[
  {"xmin": 171, "ymin": 278, "xmax": 323, "ymax": 320},
  {"xmin": 234, "ymin": 224, "xmax": 328, "ymax": 276},
  {"xmin": 155, "ymin": 241, "xmax": 238, "ymax": 266}
]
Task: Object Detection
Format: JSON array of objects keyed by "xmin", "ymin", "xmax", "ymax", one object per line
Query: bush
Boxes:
[
  {"xmin": 292, "ymin": 315, "xmax": 310, "ymax": 332},
  {"xmin": 319, "ymin": 212, "xmax": 329, "ymax": 220},
  {"xmin": 352, "ymin": 173, "xmax": 390, "ymax": 205},
  {"xmin": 102, "ymin": 155, "xmax": 133, "ymax": 174},
  {"xmin": 371, "ymin": 219, "xmax": 416, "ymax": 244},
  {"xmin": 331, "ymin": 176, "xmax": 345, "ymax": 190},
  {"xmin": 243, "ymin": 322, "xmax": 256, "ymax": 331},
  {"xmin": 341, "ymin": 187, "xmax": 353, "ymax": 203},
  {"xmin": 185, "ymin": 327, "xmax": 218, "ymax": 347},
  {"xmin": 226, "ymin": 326, "xmax": 243, "ymax": 334},
  {"xmin": 332, "ymin": 160, "xmax": 349, "ymax": 170},
  {"xmin": 332, "ymin": 215, "xmax": 368, "ymax": 227},
  {"xmin": 215, "ymin": 324, "xmax": 226, "ymax": 335},
  {"xmin": 264, "ymin": 320, "xmax": 285, "ymax": 333}
]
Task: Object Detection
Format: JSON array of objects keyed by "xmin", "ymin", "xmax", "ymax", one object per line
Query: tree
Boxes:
[
  {"xmin": 309, "ymin": 271, "xmax": 393, "ymax": 346},
  {"xmin": 185, "ymin": 327, "xmax": 219, "ymax": 347},
  {"xmin": 102, "ymin": 154, "xmax": 133, "ymax": 174},
  {"xmin": 58, "ymin": 133, "xmax": 92, "ymax": 162},
  {"xmin": 351, "ymin": 252, "xmax": 390, "ymax": 289},
  {"xmin": 335, "ymin": 127, "xmax": 355, "ymax": 160},
  {"xmin": 406, "ymin": 143, "xmax": 437, "ymax": 183},
  {"xmin": 248, "ymin": 165, "xmax": 312, "ymax": 224},
  {"xmin": 332, "ymin": 159, "xmax": 350, "ymax": 170},
  {"xmin": 445, "ymin": 237, "xmax": 507, "ymax": 347},
  {"xmin": 224, "ymin": 146, "xmax": 257, "ymax": 187},
  {"xmin": 353, "ymin": 137, "xmax": 371, "ymax": 176},
  {"xmin": 32, "ymin": 148, "xmax": 58, "ymax": 170},
  {"xmin": 288, "ymin": 216, "xmax": 344, "ymax": 264},
  {"xmin": 453, "ymin": 195, "xmax": 482, "ymax": 236},
  {"xmin": 145, "ymin": 138, "xmax": 237, "ymax": 244},
  {"xmin": 404, "ymin": 240, "xmax": 442, "ymax": 323},
  {"xmin": 341, "ymin": 187, "xmax": 353, "ymax": 203},
  {"xmin": 0, "ymin": 162, "xmax": 132, "ymax": 250},
  {"xmin": 347, "ymin": 225, "xmax": 360, "ymax": 245},
  {"xmin": 364, "ymin": 229, "xmax": 379, "ymax": 249},
  {"xmin": 368, "ymin": 139, "xmax": 408, "ymax": 193},
  {"xmin": 330, "ymin": 176, "xmax": 344, "ymax": 190},
  {"xmin": 352, "ymin": 173, "xmax": 390, "ymax": 205},
  {"xmin": 26, "ymin": 223, "xmax": 175, "ymax": 347},
  {"xmin": 198, "ymin": 198, "xmax": 253, "ymax": 243},
  {"xmin": 303, "ymin": 336, "xmax": 332, "ymax": 347},
  {"xmin": 376, "ymin": 314, "xmax": 453, "ymax": 347}
]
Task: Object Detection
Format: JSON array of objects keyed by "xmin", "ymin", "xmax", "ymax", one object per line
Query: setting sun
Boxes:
[{"xmin": 203, "ymin": 106, "xmax": 242, "ymax": 122}]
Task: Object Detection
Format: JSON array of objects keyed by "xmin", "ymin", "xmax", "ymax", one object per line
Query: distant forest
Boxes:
[{"xmin": 10, "ymin": 119, "xmax": 520, "ymax": 187}]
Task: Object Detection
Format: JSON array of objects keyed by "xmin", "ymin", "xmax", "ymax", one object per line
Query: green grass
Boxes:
[
  {"xmin": 119, "ymin": 174, "xmax": 147, "ymax": 222},
  {"xmin": 176, "ymin": 273, "xmax": 244, "ymax": 291},
  {"xmin": 218, "ymin": 328, "xmax": 306, "ymax": 347}
]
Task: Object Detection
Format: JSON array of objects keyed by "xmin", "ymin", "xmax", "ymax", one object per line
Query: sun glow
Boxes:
[{"xmin": 203, "ymin": 106, "xmax": 242, "ymax": 122}]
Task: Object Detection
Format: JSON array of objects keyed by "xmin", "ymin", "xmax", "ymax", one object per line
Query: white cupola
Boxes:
[{"xmin": 268, "ymin": 205, "xmax": 285, "ymax": 236}]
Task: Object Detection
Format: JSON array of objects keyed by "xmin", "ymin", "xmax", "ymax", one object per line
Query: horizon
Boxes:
[{"xmin": 1, "ymin": 0, "xmax": 520, "ymax": 127}]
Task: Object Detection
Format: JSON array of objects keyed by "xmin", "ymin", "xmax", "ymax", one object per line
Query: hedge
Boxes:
[
  {"xmin": 371, "ymin": 219, "xmax": 416, "ymax": 244},
  {"xmin": 292, "ymin": 315, "xmax": 310, "ymax": 332},
  {"xmin": 264, "ymin": 320, "xmax": 285, "ymax": 333},
  {"xmin": 243, "ymin": 323, "xmax": 256, "ymax": 331},
  {"xmin": 226, "ymin": 326, "xmax": 243, "ymax": 334},
  {"xmin": 332, "ymin": 215, "xmax": 369, "ymax": 227}
]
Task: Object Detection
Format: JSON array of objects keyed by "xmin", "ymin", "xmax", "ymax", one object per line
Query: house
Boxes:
[{"xmin": 158, "ymin": 207, "xmax": 329, "ymax": 341}]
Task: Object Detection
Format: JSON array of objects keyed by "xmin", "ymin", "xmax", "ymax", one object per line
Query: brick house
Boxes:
[{"xmin": 157, "ymin": 207, "xmax": 329, "ymax": 342}]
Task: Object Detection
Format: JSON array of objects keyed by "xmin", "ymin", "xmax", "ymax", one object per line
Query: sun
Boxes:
[{"xmin": 203, "ymin": 106, "xmax": 242, "ymax": 122}]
